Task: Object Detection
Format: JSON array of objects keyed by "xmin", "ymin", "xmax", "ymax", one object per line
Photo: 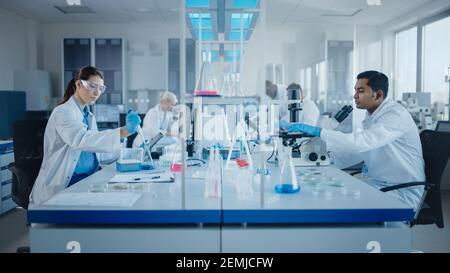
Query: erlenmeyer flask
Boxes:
[
  {"xmin": 278, "ymin": 156, "xmax": 289, "ymax": 185},
  {"xmin": 231, "ymin": 73, "xmax": 244, "ymax": 97},
  {"xmin": 275, "ymin": 145, "xmax": 300, "ymax": 194},
  {"xmin": 221, "ymin": 73, "xmax": 233, "ymax": 97},
  {"xmin": 194, "ymin": 51, "xmax": 219, "ymax": 96}
]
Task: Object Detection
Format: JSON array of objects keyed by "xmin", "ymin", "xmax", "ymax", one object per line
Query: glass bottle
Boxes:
[
  {"xmin": 234, "ymin": 159, "xmax": 254, "ymax": 198},
  {"xmin": 204, "ymin": 147, "xmax": 222, "ymax": 198}
]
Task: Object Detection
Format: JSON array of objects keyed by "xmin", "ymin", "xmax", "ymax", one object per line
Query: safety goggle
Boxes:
[{"xmin": 80, "ymin": 79, "xmax": 107, "ymax": 93}]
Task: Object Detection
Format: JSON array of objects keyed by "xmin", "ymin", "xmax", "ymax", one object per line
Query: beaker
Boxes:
[{"xmin": 234, "ymin": 161, "xmax": 254, "ymax": 198}]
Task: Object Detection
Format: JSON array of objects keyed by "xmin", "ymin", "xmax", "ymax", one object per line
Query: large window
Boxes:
[
  {"xmin": 395, "ymin": 26, "xmax": 417, "ymax": 101},
  {"xmin": 422, "ymin": 16, "xmax": 450, "ymax": 120}
]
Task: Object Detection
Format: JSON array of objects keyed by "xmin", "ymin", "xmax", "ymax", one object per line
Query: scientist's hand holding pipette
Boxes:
[
  {"xmin": 135, "ymin": 120, "xmax": 155, "ymax": 167},
  {"xmin": 125, "ymin": 109, "xmax": 141, "ymax": 135}
]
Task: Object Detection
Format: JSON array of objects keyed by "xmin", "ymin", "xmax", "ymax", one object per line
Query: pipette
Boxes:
[{"xmin": 136, "ymin": 126, "xmax": 154, "ymax": 166}]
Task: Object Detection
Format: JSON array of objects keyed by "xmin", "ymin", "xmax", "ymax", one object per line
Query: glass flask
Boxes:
[
  {"xmin": 194, "ymin": 51, "xmax": 219, "ymax": 96},
  {"xmin": 230, "ymin": 73, "xmax": 244, "ymax": 97},
  {"xmin": 221, "ymin": 73, "xmax": 233, "ymax": 97}
]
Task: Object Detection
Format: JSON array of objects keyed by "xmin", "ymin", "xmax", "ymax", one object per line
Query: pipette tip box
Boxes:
[{"xmin": 116, "ymin": 159, "xmax": 141, "ymax": 172}]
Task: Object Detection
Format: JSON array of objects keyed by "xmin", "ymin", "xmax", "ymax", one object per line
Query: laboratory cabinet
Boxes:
[
  {"xmin": 63, "ymin": 38, "xmax": 124, "ymax": 105},
  {"xmin": 0, "ymin": 141, "xmax": 16, "ymax": 214}
]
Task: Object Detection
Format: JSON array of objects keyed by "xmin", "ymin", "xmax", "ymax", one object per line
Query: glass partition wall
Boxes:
[{"xmin": 178, "ymin": 0, "xmax": 361, "ymax": 210}]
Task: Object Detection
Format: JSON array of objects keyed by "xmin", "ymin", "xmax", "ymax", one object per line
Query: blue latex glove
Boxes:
[
  {"xmin": 125, "ymin": 109, "xmax": 141, "ymax": 134},
  {"xmin": 288, "ymin": 123, "xmax": 322, "ymax": 137}
]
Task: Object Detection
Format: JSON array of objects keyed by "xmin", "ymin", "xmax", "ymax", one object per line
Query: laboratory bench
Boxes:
[{"xmin": 28, "ymin": 158, "xmax": 413, "ymax": 253}]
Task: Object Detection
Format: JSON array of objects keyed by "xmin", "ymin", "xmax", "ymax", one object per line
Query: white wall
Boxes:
[
  {"xmin": 352, "ymin": 25, "xmax": 383, "ymax": 129},
  {"xmin": 0, "ymin": 6, "xmax": 39, "ymax": 90},
  {"xmin": 39, "ymin": 22, "xmax": 180, "ymax": 98}
]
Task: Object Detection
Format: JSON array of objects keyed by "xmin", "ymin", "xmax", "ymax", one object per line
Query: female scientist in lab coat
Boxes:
[
  {"xmin": 133, "ymin": 91, "xmax": 179, "ymax": 147},
  {"xmin": 29, "ymin": 66, "xmax": 141, "ymax": 205}
]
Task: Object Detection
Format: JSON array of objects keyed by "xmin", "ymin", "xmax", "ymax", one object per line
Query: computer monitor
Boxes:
[
  {"xmin": 93, "ymin": 104, "xmax": 120, "ymax": 130},
  {"xmin": 436, "ymin": 121, "xmax": 450, "ymax": 132},
  {"xmin": 147, "ymin": 132, "xmax": 164, "ymax": 150}
]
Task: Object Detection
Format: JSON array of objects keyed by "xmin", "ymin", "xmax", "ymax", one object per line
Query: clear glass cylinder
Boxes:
[
  {"xmin": 234, "ymin": 166, "xmax": 254, "ymax": 198},
  {"xmin": 204, "ymin": 149, "xmax": 222, "ymax": 198}
]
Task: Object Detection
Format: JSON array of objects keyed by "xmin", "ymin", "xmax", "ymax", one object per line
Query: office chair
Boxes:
[
  {"xmin": 379, "ymin": 130, "xmax": 450, "ymax": 228},
  {"xmin": 8, "ymin": 120, "xmax": 47, "ymax": 253},
  {"xmin": 9, "ymin": 120, "xmax": 47, "ymax": 210}
]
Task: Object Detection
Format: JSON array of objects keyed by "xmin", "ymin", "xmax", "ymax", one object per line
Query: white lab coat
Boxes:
[
  {"xmin": 29, "ymin": 98, "xmax": 121, "ymax": 206},
  {"xmin": 321, "ymin": 98, "xmax": 425, "ymax": 209},
  {"xmin": 276, "ymin": 84, "xmax": 288, "ymax": 121},
  {"xmin": 298, "ymin": 99, "xmax": 320, "ymax": 126},
  {"xmin": 133, "ymin": 105, "xmax": 178, "ymax": 147},
  {"xmin": 263, "ymin": 84, "xmax": 288, "ymax": 126}
]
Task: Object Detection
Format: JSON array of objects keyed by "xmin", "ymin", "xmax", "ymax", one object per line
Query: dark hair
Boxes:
[
  {"xmin": 287, "ymin": 83, "xmax": 302, "ymax": 91},
  {"xmin": 265, "ymin": 80, "xmax": 273, "ymax": 90},
  {"xmin": 59, "ymin": 66, "xmax": 104, "ymax": 105},
  {"xmin": 357, "ymin": 70, "xmax": 389, "ymax": 98}
]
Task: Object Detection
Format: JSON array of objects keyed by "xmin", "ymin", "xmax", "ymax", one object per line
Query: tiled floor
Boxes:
[
  {"xmin": 0, "ymin": 208, "xmax": 29, "ymax": 253},
  {"xmin": 411, "ymin": 190, "xmax": 450, "ymax": 252},
  {"xmin": 1, "ymin": 191, "xmax": 449, "ymax": 253}
]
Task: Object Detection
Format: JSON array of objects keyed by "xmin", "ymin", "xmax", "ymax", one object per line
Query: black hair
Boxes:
[
  {"xmin": 59, "ymin": 66, "xmax": 104, "ymax": 105},
  {"xmin": 357, "ymin": 70, "xmax": 389, "ymax": 99},
  {"xmin": 287, "ymin": 83, "xmax": 302, "ymax": 91}
]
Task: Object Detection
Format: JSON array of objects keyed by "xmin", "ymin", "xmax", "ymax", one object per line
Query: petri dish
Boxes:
[
  {"xmin": 340, "ymin": 188, "xmax": 361, "ymax": 198},
  {"xmin": 297, "ymin": 170, "xmax": 311, "ymax": 176},
  {"xmin": 306, "ymin": 181, "xmax": 321, "ymax": 187},
  {"xmin": 107, "ymin": 183, "xmax": 129, "ymax": 191},
  {"xmin": 317, "ymin": 174, "xmax": 331, "ymax": 183},
  {"xmin": 327, "ymin": 180, "xmax": 345, "ymax": 187},
  {"xmin": 130, "ymin": 183, "xmax": 146, "ymax": 192},
  {"xmin": 298, "ymin": 174, "xmax": 312, "ymax": 183},
  {"xmin": 311, "ymin": 188, "xmax": 333, "ymax": 199},
  {"xmin": 305, "ymin": 176, "xmax": 321, "ymax": 186},
  {"xmin": 88, "ymin": 184, "xmax": 106, "ymax": 193}
]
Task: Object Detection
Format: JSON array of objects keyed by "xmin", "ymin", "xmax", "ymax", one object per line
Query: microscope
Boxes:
[{"xmin": 279, "ymin": 88, "xmax": 353, "ymax": 166}]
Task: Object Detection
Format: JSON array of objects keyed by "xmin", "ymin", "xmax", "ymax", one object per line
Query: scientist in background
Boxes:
[
  {"xmin": 281, "ymin": 71, "xmax": 425, "ymax": 210},
  {"xmin": 265, "ymin": 81, "xmax": 320, "ymax": 125},
  {"xmin": 265, "ymin": 80, "xmax": 288, "ymax": 120},
  {"xmin": 286, "ymin": 83, "xmax": 320, "ymax": 126},
  {"xmin": 29, "ymin": 66, "xmax": 141, "ymax": 205},
  {"xmin": 133, "ymin": 91, "xmax": 179, "ymax": 147}
]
